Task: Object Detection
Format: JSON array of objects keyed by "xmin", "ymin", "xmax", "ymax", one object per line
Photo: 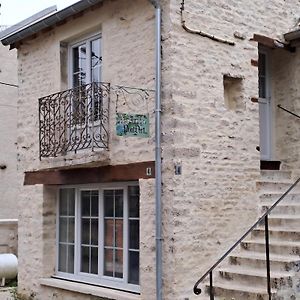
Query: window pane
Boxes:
[
  {"xmin": 258, "ymin": 53, "xmax": 266, "ymax": 98},
  {"xmin": 104, "ymin": 191, "xmax": 114, "ymax": 217},
  {"xmin": 91, "ymin": 38, "xmax": 101, "ymax": 83},
  {"xmin": 92, "ymin": 66, "xmax": 101, "ymax": 83},
  {"xmin": 67, "ymin": 245, "xmax": 74, "ymax": 273},
  {"xmin": 104, "ymin": 249, "xmax": 113, "ymax": 277},
  {"xmin": 73, "ymin": 44, "xmax": 86, "ymax": 87},
  {"xmin": 104, "ymin": 219, "xmax": 114, "ymax": 247},
  {"xmin": 58, "ymin": 244, "xmax": 74, "ymax": 274},
  {"xmin": 91, "ymin": 192, "xmax": 99, "ymax": 216},
  {"xmin": 129, "ymin": 220, "xmax": 139, "ymax": 250},
  {"xmin": 81, "ymin": 246, "xmax": 89, "ymax": 273},
  {"xmin": 259, "ymin": 76, "xmax": 266, "ymax": 98},
  {"xmin": 91, "ymin": 247, "xmax": 98, "ymax": 274},
  {"xmin": 129, "ymin": 186, "xmax": 139, "ymax": 218},
  {"xmin": 79, "ymin": 190, "xmax": 99, "ymax": 275},
  {"xmin": 59, "ymin": 195, "xmax": 68, "ymax": 216},
  {"xmin": 258, "ymin": 53, "xmax": 266, "ymax": 76},
  {"xmin": 59, "ymin": 188, "xmax": 75, "ymax": 275},
  {"xmin": 81, "ymin": 191, "xmax": 91, "ymax": 216},
  {"xmin": 59, "ymin": 217, "xmax": 68, "ymax": 243},
  {"xmin": 81, "ymin": 219, "xmax": 90, "ymax": 245},
  {"xmin": 58, "ymin": 244, "xmax": 67, "ymax": 272},
  {"xmin": 60, "ymin": 188, "xmax": 75, "ymax": 216},
  {"xmin": 68, "ymin": 217, "xmax": 75, "ymax": 244},
  {"xmin": 115, "ymin": 219, "xmax": 123, "ymax": 248},
  {"xmin": 115, "ymin": 191, "xmax": 123, "ymax": 217},
  {"xmin": 91, "ymin": 219, "xmax": 98, "ymax": 245},
  {"xmin": 128, "ymin": 251, "xmax": 139, "ymax": 285},
  {"xmin": 128, "ymin": 186, "xmax": 139, "ymax": 196},
  {"xmin": 115, "ymin": 249, "xmax": 123, "ymax": 278},
  {"xmin": 68, "ymin": 190, "xmax": 75, "ymax": 215}
]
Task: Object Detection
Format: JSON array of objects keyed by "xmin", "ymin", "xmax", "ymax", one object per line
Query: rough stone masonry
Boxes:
[{"xmin": 12, "ymin": 0, "xmax": 300, "ymax": 299}]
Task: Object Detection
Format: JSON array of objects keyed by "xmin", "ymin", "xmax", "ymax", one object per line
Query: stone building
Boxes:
[
  {"xmin": 2, "ymin": 0, "xmax": 300, "ymax": 299},
  {"xmin": 0, "ymin": 35, "xmax": 18, "ymax": 255}
]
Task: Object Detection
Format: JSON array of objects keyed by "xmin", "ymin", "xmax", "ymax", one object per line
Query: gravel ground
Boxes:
[{"xmin": 0, "ymin": 288, "xmax": 13, "ymax": 300}]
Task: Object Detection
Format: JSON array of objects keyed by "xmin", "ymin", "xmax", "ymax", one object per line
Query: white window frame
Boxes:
[
  {"xmin": 55, "ymin": 182, "xmax": 140, "ymax": 293},
  {"xmin": 68, "ymin": 32, "xmax": 102, "ymax": 88}
]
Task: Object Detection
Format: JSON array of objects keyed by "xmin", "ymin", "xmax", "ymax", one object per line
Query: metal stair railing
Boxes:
[
  {"xmin": 193, "ymin": 177, "xmax": 300, "ymax": 299},
  {"xmin": 277, "ymin": 104, "xmax": 300, "ymax": 119}
]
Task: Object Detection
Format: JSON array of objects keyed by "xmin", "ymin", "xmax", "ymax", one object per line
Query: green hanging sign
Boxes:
[{"xmin": 116, "ymin": 113, "xmax": 149, "ymax": 137}]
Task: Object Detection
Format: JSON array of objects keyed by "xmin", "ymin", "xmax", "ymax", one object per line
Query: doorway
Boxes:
[{"xmin": 258, "ymin": 50, "xmax": 272, "ymax": 161}]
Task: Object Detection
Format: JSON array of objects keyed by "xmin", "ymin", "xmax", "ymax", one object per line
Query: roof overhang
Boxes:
[
  {"xmin": 1, "ymin": 0, "xmax": 158, "ymax": 48},
  {"xmin": 251, "ymin": 33, "xmax": 295, "ymax": 52},
  {"xmin": 0, "ymin": 0, "xmax": 104, "ymax": 48},
  {"xmin": 148, "ymin": 0, "xmax": 160, "ymax": 8},
  {"xmin": 284, "ymin": 29, "xmax": 300, "ymax": 47}
]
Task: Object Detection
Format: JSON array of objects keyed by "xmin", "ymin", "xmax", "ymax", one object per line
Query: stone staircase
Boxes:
[{"xmin": 205, "ymin": 170, "xmax": 300, "ymax": 300}]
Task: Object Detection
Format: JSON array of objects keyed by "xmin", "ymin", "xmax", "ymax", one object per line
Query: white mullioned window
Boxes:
[
  {"xmin": 68, "ymin": 34, "xmax": 103, "ymax": 124},
  {"xmin": 56, "ymin": 183, "xmax": 140, "ymax": 293},
  {"xmin": 69, "ymin": 33, "xmax": 102, "ymax": 87}
]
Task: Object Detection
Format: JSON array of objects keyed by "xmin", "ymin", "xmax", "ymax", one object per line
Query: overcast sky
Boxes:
[{"xmin": 0, "ymin": 0, "xmax": 79, "ymax": 25}]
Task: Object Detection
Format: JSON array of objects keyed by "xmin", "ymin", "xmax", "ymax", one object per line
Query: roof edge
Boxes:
[
  {"xmin": 284, "ymin": 29, "xmax": 300, "ymax": 42},
  {"xmin": 0, "ymin": 6, "xmax": 57, "ymax": 40},
  {"xmin": 1, "ymin": 0, "xmax": 104, "ymax": 47}
]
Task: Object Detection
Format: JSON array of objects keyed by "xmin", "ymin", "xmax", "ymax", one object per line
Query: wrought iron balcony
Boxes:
[{"xmin": 39, "ymin": 82, "xmax": 110, "ymax": 158}]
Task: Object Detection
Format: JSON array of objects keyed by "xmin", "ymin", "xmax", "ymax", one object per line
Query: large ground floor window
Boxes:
[{"xmin": 56, "ymin": 183, "xmax": 140, "ymax": 292}]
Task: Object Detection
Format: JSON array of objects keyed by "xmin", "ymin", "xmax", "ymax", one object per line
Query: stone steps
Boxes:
[
  {"xmin": 260, "ymin": 202, "xmax": 300, "ymax": 215},
  {"xmin": 267, "ymin": 214, "xmax": 300, "ymax": 228},
  {"xmin": 241, "ymin": 239, "xmax": 300, "ymax": 256},
  {"xmin": 257, "ymin": 181, "xmax": 300, "ymax": 194},
  {"xmin": 211, "ymin": 281, "xmax": 278, "ymax": 300},
  {"xmin": 252, "ymin": 226, "xmax": 300, "ymax": 242},
  {"xmin": 229, "ymin": 251, "xmax": 300, "ymax": 272},
  {"xmin": 260, "ymin": 170, "xmax": 292, "ymax": 181},
  {"xmin": 218, "ymin": 266, "xmax": 292, "ymax": 289},
  {"xmin": 204, "ymin": 170, "xmax": 300, "ymax": 299},
  {"xmin": 259, "ymin": 192, "xmax": 300, "ymax": 203}
]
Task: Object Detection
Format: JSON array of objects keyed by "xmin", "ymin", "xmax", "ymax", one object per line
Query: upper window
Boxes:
[
  {"xmin": 57, "ymin": 184, "xmax": 140, "ymax": 293},
  {"xmin": 258, "ymin": 52, "xmax": 267, "ymax": 99},
  {"xmin": 68, "ymin": 34, "xmax": 103, "ymax": 124},
  {"xmin": 70, "ymin": 34, "xmax": 102, "ymax": 88}
]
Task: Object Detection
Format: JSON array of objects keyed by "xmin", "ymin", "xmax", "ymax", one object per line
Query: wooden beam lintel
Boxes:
[{"xmin": 24, "ymin": 161, "xmax": 155, "ymax": 185}]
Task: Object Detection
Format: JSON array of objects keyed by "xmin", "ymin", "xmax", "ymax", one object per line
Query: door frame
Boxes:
[{"xmin": 258, "ymin": 48, "xmax": 273, "ymax": 161}]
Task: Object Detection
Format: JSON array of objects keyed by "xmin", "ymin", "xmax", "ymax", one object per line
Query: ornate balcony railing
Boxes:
[{"xmin": 39, "ymin": 82, "xmax": 110, "ymax": 158}]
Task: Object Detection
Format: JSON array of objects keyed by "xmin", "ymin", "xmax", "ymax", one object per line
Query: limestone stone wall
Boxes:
[
  {"xmin": 159, "ymin": 1, "xmax": 300, "ymax": 299},
  {"xmin": 0, "ymin": 220, "xmax": 18, "ymax": 255},
  {"xmin": 16, "ymin": 0, "xmax": 156, "ymax": 299},
  {"xmin": 18, "ymin": 0, "xmax": 155, "ymax": 173},
  {"xmin": 271, "ymin": 48, "xmax": 300, "ymax": 174},
  {"xmin": 0, "ymin": 44, "xmax": 18, "ymax": 220}
]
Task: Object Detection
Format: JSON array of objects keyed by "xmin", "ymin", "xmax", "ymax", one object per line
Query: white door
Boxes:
[{"xmin": 258, "ymin": 51, "xmax": 272, "ymax": 161}]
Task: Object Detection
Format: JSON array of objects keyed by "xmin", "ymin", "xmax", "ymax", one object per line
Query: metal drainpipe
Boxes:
[
  {"xmin": 155, "ymin": 5, "xmax": 163, "ymax": 300},
  {"xmin": 149, "ymin": 0, "xmax": 163, "ymax": 299}
]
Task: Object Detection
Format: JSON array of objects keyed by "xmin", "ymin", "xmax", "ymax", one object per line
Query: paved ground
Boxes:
[{"xmin": 0, "ymin": 288, "xmax": 13, "ymax": 300}]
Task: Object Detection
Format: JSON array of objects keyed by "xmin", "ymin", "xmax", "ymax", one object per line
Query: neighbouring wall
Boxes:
[{"xmin": 0, "ymin": 44, "xmax": 18, "ymax": 220}]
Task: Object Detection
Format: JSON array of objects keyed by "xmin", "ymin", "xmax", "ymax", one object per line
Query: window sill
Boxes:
[{"xmin": 40, "ymin": 278, "xmax": 141, "ymax": 300}]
